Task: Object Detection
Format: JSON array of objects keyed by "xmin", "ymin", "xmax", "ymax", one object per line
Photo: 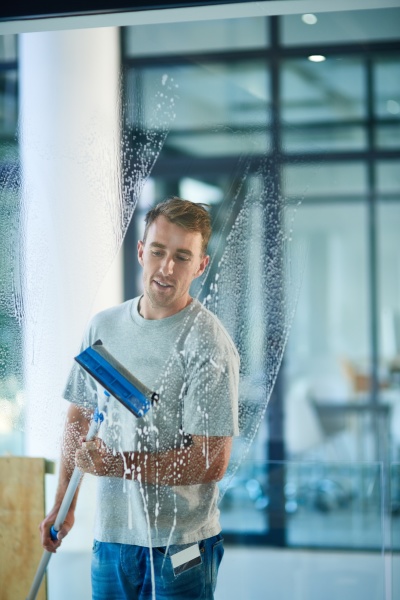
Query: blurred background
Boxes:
[{"xmin": 0, "ymin": 1, "xmax": 399, "ymax": 598}]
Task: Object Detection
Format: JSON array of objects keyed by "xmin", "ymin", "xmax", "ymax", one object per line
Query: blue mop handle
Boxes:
[{"xmin": 26, "ymin": 404, "xmax": 105, "ymax": 600}]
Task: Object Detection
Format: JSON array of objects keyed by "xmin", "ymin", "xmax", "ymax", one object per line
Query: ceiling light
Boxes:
[
  {"xmin": 308, "ymin": 55, "xmax": 326, "ymax": 62},
  {"xmin": 302, "ymin": 13, "xmax": 318, "ymax": 25},
  {"xmin": 387, "ymin": 99, "xmax": 400, "ymax": 115}
]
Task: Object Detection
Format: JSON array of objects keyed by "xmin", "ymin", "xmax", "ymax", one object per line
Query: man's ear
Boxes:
[
  {"xmin": 137, "ymin": 240, "xmax": 144, "ymax": 267},
  {"xmin": 194, "ymin": 254, "xmax": 210, "ymax": 279}
]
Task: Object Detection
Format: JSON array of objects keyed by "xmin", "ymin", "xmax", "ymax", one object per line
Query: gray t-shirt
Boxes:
[{"xmin": 64, "ymin": 296, "xmax": 239, "ymax": 547}]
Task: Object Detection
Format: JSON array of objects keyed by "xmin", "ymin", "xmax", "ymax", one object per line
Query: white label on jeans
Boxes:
[{"xmin": 171, "ymin": 543, "xmax": 201, "ymax": 575}]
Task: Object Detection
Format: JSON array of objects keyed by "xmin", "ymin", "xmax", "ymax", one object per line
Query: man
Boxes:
[{"xmin": 40, "ymin": 197, "xmax": 239, "ymax": 599}]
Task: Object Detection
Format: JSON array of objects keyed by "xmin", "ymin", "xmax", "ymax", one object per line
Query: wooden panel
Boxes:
[{"xmin": 0, "ymin": 457, "xmax": 53, "ymax": 600}]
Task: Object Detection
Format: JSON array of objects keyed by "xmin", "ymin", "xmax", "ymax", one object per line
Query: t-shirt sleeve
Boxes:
[
  {"xmin": 182, "ymin": 315, "xmax": 240, "ymax": 437},
  {"xmin": 63, "ymin": 323, "xmax": 98, "ymax": 410}
]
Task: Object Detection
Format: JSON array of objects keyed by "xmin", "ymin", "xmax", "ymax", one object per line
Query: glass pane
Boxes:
[
  {"xmin": 164, "ymin": 128, "xmax": 268, "ymax": 157},
  {"xmin": 2, "ymin": 5, "xmax": 400, "ymax": 598},
  {"xmin": 0, "ymin": 70, "xmax": 18, "ymax": 135},
  {"xmin": 283, "ymin": 162, "xmax": 368, "ymax": 198},
  {"xmin": 286, "ymin": 462, "xmax": 384, "ymax": 549},
  {"xmin": 378, "ymin": 201, "xmax": 400, "ymax": 361},
  {"xmin": 374, "ymin": 56, "xmax": 400, "ymax": 120},
  {"xmin": 282, "ymin": 8, "xmax": 400, "ymax": 46},
  {"xmin": 284, "ymin": 202, "xmax": 371, "ymax": 454},
  {"xmin": 283, "ymin": 124, "xmax": 366, "ymax": 153},
  {"xmin": 376, "ymin": 123, "xmax": 400, "ymax": 150},
  {"xmin": 392, "ymin": 464, "xmax": 400, "ymax": 553},
  {"xmin": 0, "ymin": 50, "xmax": 19, "ymax": 455},
  {"xmin": 126, "ymin": 61, "xmax": 270, "ymax": 157},
  {"xmin": 377, "ymin": 201, "xmax": 400, "ymax": 474},
  {"xmin": 281, "ymin": 57, "xmax": 365, "ymax": 125},
  {"xmin": 0, "ymin": 229, "xmax": 24, "ymax": 454},
  {"xmin": 124, "ymin": 17, "xmax": 268, "ymax": 57},
  {"xmin": 220, "ymin": 457, "xmax": 269, "ymax": 535},
  {"xmin": 0, "ymin": 34, "xmax": 17, "ymax": 60},
  {"xmin": 376, "ymin": 160, "xmax": 400, "ymax": 195}
]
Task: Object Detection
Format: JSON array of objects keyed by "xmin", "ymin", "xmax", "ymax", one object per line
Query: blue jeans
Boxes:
[{"xmin": 91, "ymin": 534, "xmax": 224, "ymax": 600}]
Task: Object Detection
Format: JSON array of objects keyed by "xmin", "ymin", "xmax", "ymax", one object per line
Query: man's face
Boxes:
[{"xmin": 137, "ymin": 216, "xmax": 209, "ymax": 318}]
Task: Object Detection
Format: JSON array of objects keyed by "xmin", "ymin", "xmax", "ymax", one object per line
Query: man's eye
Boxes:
[
  {"xmin": 152, "ymin": 251, "xmax": 163, "ymax": 257},
  {"xmin": 177, "ymin": 255, "xmax": 190, "ymax": 262}
]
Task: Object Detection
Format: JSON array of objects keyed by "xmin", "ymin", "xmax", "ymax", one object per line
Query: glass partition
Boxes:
[{"xmin": 0, "ymin": 3, "xmax": 399, "ymax": 600}]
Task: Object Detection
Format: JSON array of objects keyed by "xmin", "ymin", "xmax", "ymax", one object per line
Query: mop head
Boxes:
[{"xmin": 75, "ymin": 340, "xmax": 158, "ymax": 418}]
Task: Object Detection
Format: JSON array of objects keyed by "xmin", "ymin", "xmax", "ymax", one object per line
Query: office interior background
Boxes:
[{"xmin": 0, "ymin": 1, "xmax": 399, "ymax": 598}]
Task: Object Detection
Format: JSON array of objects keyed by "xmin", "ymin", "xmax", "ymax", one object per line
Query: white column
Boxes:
[{"xmin": 19, "ymin": 27, "xmax": 122, "ymax": 460}]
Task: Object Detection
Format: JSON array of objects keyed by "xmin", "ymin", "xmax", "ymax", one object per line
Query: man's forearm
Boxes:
[
  {"xmin": 122, "ymin": 436, "xmax": 232, "ymax": 486},
  {"xmin": 122, "ymin": 446, "xmax": 193, "ymax": 485},
  {"xmin": 76, "ymin": 434, "xmax": 232, "ymax": 485},
  {"xmin": 54, "ymin": 404, "xmax": 91, "ymax": 508}
]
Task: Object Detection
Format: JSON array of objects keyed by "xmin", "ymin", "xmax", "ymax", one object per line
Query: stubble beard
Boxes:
[{"xmin": 145, "ymin": 278, "xmax": 177, "ymax": 309}]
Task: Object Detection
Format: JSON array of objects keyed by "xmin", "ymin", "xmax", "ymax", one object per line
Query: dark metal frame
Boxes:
[{"xmin": 0, "ymin": 1, "xmax": 258, "ymax": 23}]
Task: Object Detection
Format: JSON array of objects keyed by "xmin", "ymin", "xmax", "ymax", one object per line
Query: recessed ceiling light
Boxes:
[
  {"xmin": 302, "ymin": 13, "xmax": 318, "ymax": 25},
  {"xmin": 387, "ymin": 99, "xmax": 400, "ymax": 115},
  {"xmin": 308, "ymin": 55, "xmax": 326, "ymax": 62}
]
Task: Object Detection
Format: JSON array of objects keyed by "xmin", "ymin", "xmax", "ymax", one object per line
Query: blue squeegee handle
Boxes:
[
  {"xmin": 26, "ymin": 407, "xmax": 104, "ymax": 600},
  {"xmin": 49, "ymin": 409, "xmax": 103, "ymax": 540}
]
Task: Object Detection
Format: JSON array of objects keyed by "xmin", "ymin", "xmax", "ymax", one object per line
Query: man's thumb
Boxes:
[{"xmin": 57, "ymin": 525, "xmax": 69, "ymax": 541}]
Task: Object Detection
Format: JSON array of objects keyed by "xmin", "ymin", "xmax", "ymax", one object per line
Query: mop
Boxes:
[{"xmin": 27, "ymin": 340, "xmax": 159, "ymax": 600}]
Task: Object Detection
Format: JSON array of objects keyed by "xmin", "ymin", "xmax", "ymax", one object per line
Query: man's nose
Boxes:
[{"xmin": 160, "ymin": 256, "xmax": 175, "ymax": 275}]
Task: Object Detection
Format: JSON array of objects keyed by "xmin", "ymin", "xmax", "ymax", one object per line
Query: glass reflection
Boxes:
[
  {"xmin": 282, "ymin": 8, "xmax": 400, "ymax": 46},
  {"xmin": 0, "ymin": 37, "xmax": 21, "ymax": 455},
  {"xmin": 124, "ymin": 17, "xmax": 268, "ymax": 56},
  {"xmin": 125, "ymin": 60, "xmax": 271, "ymax": 157},
  {"xmin": 221, "ymin": 460, "xmax": 386, "ymax": 549},
  {"xmin": 0, "ymin": 7, "xmax": 399, "ymax": 600},
  {"xmin": 121, "ymin": 8, "xmax": 400, "ymax": 561}
]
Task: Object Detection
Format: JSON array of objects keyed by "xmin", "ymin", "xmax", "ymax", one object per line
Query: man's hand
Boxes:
[
  {"xmin": 39, "ymin": 404, "xmax": 90, "ymax": 552},
  {"xmin": 75, "ymin": 437, "xmax": 124, "ymax": 478},
  {"xmin": 39, "ymin": 506, "xmax": 75, "ymax": 553}
]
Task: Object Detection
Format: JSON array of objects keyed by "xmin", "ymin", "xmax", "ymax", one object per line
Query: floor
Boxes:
[{"xmin": 47, "ymin": 545, "xmax": 400, "ymax": 600}]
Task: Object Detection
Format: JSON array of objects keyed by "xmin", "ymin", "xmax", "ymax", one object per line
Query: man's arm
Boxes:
[
  {"xmin": 40, "ymin": 403, "xmax": 90, "ymax": 552},
  {"xmin": 75, "ymin": 434, "xmax": 232, "ymax": 486}
]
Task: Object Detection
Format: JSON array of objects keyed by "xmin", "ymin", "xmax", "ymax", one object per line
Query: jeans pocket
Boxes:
[{"xmin": 92, "ymin": 539, "xmax": 101, "ymax": 554}]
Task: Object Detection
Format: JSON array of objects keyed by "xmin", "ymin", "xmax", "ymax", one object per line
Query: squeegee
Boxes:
[
  {"xmin": 27, "ymin": 340, "xmax": 158, "ymax": 600},
  {"xmin": 75, "ymin": 339, "xmax": 159, "ymax": 416}
]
